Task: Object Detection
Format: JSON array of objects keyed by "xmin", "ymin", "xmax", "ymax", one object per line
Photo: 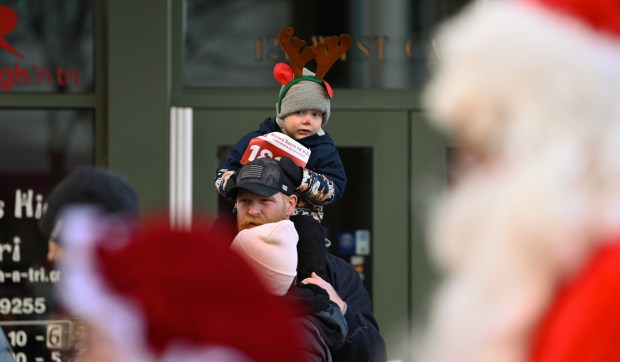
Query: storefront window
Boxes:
[
  {"xmin": 0, "ymin": 0, "xmax": 94, "ymax": 93},
  {"xmin": 184, "ymin": 0, "xmax": 471, "ymax": 89},
  {"xmin": 0, "ymin": 109, "xmax": 94, "ymax": 360}
]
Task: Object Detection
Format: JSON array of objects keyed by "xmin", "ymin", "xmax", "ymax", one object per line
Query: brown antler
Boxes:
[
  {"xmin": 311, "ymin": 34, "xmax": 352, "ymax": 79},
  {"xmin": 279, "ymin": 27, "xmax": 316, "ymax": 78}
]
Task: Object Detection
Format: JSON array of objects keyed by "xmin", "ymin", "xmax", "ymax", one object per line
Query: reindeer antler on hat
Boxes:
[{"xmin": 274, "ymin": 27, "xmax": 352, "ymax": 114}]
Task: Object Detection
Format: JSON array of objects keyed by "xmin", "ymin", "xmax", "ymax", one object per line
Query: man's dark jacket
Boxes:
[{"xmin": 326, "ymin": 253, "xmax": 387, "ymax": 362}]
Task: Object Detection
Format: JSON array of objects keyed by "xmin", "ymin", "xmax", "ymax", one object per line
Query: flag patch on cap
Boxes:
[{"xmin": 239, "ymin": 164, "xmax": 263, "ymax": 180}]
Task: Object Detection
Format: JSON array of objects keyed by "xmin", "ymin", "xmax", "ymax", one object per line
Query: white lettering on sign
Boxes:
[
  {"xmin": 0, "ymin": 236, "xmax": 21, "ymax": 262},
  {"xmin": 0, "ymin": 297, "xmax": 46, "ymax": 315},
  {"xmin": 0, "ymin": 267, "xmax": 61, "ymax": 284},
  {"xmin": 14, "ymin": 189, "xmax": 43, "ymax": 219},
  {"xmin": 35, "ymin": 193, "xmax": 43, "ymax": 218},
  {"xmin": 246, "ymin": 144, "xmax": 274, "ymax": 162},
  {"xmin": 241, "ymin": 132, "xmax": 311, "ymax": 166}
]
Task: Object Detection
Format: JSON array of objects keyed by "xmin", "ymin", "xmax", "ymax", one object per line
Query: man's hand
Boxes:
[
  {"xmin": 301, "ymin": 272, "xmax": 346, "ymax": 313},
  {"xmin": 279, "ymin": 156, "xmax": 303, "ymax": 187}
]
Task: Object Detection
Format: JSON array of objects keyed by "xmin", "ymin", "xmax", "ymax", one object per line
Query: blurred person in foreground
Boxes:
[
  {"xmin": 57, "ymin": 209, "xmax": 306, "ymax": 362},
  {"xmin": 34, "ymin": 165, "xmax": 139, "ymax": 358},
  {"xmin": 421, "ymin": 0, "xmax": 620, "ymax": 361}
]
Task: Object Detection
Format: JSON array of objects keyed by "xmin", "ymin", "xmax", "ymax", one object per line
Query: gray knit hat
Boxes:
[{"xmin": 275, "ymin": 68, "xmax": 330, "ymax": 136}]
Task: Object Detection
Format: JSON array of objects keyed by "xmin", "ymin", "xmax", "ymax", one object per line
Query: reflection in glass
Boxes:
[
  {"xmin": 184, "ymin": 0, "xmax": 471, "ymax": 90},
  {"xmin": 0, "ymin": 109, "xmax": 94, "ymax": 276},
  {"xmin": 323, "ymin": 147, "xmax": 373, "ymax": 294},
  {"xmin": 0, "ymin": 110, "xmax": 94, "ymax": 176},
  {"xmin": 0, "ymin": 0, "xmax": 94, "ymax": 93},
  {"xmin": 0, "ymin": 109, "xmax": 94, "ymax": 359}
]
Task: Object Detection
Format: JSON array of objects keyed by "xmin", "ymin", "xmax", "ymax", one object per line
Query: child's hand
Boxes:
[
  {"xmin": 279, "ymin": 156, "xmax": 303, "ymax": 187},
  {"xmin": 223, "ymin": 171, "xmax": 237, "ymax": 198}
]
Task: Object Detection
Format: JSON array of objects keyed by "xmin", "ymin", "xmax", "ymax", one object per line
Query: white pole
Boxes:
[{"xmin": 169, "ymin": 107, "xmax": 193, "ymax": 229}]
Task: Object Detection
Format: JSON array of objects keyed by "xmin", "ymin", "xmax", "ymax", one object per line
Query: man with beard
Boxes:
[{"xmin": 226, "ymin": 157, "xmax": 387, "ymax": 362}]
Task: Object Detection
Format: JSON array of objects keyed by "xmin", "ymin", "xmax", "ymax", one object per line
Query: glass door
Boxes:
[{"xmin": 193, "ymin": 108, "xmax": 410, "ymax": 359}]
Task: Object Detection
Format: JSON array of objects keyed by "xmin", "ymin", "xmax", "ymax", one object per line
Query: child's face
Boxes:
[{"xmin": 281, "ymin": 109, "xmax": 323, "ymax": 139}]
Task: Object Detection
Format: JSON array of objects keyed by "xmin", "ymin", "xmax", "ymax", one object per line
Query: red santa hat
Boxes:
[
  {"xmin": 524, "ymin": 0, "xmax": 620, "ymax": 37},
  {"xmin": 58, "ymin": 207, "xmax": 305, "ymax": 362}
]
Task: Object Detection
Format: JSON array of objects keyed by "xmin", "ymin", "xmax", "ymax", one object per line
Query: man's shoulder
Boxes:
[{"xmin": 326, "ymin": 252, "xmax": 348, "ymax": 265}]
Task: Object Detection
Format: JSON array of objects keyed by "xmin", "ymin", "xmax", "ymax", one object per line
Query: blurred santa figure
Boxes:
[{"xmin": 421, "ymin": 0, "xmax": 620, "ymax": 361}]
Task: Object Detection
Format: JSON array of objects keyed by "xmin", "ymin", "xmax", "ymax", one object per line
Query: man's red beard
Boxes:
[
  {"xmin": 237, "ymin": 208, "xmax": 289, "ymax": 231},
  {"xmin": 237, "ymin": 215, "xmax": 268, "ymax": 231}
]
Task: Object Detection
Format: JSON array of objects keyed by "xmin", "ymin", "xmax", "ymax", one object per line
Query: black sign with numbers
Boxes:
[{"xmin": 0, "ymin": 109, "xmax": 94, "ymax": 361}]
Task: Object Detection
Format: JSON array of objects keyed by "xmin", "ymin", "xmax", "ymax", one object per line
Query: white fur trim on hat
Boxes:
[
  {"xmin": 423, "ymin": 0, "xmax": 620, "ymax": 160},
  {"xmin": 58, "ymin": 207, "xmax": 156, "ymax": 362},
  {"xmin": 231, "ymin": 220, "xmax": 298, "ymax": 296}
]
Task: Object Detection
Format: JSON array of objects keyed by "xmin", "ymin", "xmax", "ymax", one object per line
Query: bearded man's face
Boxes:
[{"xmin": 236, "ymin": 189, "xmax": 296, "ymax": 231}]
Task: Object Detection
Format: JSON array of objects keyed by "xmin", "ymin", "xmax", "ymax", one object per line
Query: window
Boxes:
[
  {"xmin": 183, "ymin": 0, "xmax": 471, "ymax": 90},
  {"xmin": 0, "ymin": 0, "xmax": 94, "ymax": 93}
]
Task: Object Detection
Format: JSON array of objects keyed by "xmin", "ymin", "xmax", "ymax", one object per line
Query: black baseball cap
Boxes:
[
  {"xmin": 231, "ymin": 157, "xmax": 295, "ymax": 197},
  {"xmin": 39, "ymin": 165, "xmax": 139, "ymax": 240}
]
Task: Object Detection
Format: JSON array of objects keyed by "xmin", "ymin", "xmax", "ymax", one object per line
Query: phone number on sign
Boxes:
[{"xmin": 0, "ymin": 298, "xmax": 46, "ymax": 315}]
